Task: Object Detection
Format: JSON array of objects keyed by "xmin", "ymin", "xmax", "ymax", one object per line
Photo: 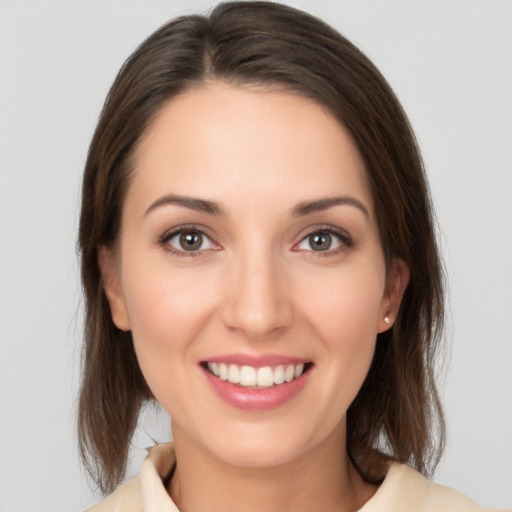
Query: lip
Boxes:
[
  {"xmin": 203, "ymin": 353, "xmax": 309, "ymax": 368},
  {"xmin": 200, "ymin": 353, "xmax": 313, "ymax": 411}
]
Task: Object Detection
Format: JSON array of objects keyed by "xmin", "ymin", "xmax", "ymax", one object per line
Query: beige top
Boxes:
[{"xmin": 86, "ymin": 443, "xmax": 500, "ymax": 512}]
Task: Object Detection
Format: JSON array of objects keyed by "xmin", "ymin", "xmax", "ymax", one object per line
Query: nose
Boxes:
[{"xmin": 221, "ymin": 248, "xmax": 294, "ymax": 340}]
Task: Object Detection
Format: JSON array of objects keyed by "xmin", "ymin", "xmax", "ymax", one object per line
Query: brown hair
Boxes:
[{"xmin": 78, "ymin": 0, "xmax": 445, "ymax": 494}]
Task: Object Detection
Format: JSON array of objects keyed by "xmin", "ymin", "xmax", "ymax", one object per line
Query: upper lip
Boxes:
[{"xmin": 201, "ymin": 353, "xmax": 311, "ymax": 368}]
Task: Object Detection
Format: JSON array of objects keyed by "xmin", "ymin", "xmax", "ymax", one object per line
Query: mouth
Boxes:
[{"xmin": 201, "ymin": 361, "xmax": 313, "ymax": 389}]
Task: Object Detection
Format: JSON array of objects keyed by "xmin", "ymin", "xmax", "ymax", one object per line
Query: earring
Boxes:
[{"xmin": 384, "ymin": 316, "xmax": 390, "ymax": 324}]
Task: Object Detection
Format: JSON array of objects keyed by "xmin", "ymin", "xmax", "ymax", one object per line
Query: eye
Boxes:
[
  {"xmin": 160, "ymin": 228, "xmax": 217, "ymax": 255},
  {"xmin": 295, "ymin": 229, "xmax": 350, "ymax": 253}
]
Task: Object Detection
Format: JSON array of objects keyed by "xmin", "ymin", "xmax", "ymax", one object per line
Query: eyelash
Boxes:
[
  {"xmin": 158, "ymin": 225, "xmax": 218, "ymax": 258},
  {"xmin": 158, "ymin": 225, "xmax": 352, "ymax": 258},
  {"xmin": 293, "ymin": 226, "xmax": 353, "ymax": 256}
]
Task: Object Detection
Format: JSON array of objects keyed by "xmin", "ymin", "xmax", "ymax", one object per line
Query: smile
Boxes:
[
  {"xmin": 204, "ymin": 362, "xmax": 309, "ymax": 388},
  {"xmin": 200, "ymin": 357, "xmax": 313, "ymax": 410}
]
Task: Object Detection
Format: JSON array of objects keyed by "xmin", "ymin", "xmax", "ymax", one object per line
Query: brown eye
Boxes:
[
  {"xmin": 179, "ymin": 231, "xmax": 203, "ymax": 251},
  {"xmin": 162, "ymin": 229, "xmax": 216, "ymax": 254},
  {"xmin": 295, "ymin": 228, "xmax": 349, "ymax": 254},
  {"xmin": 308, "ymin": 232, "xmax": 332, "ymax": 251}
]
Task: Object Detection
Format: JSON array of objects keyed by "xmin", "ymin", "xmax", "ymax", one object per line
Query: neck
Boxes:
[{"xmin": 168, "ymin": 423, "xmax": 377, "ymax": 512}]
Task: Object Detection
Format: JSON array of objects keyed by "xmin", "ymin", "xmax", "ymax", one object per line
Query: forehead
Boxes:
[{"xmin": 129, "ymin": 82, "xmax": 373, "ymax": 218}]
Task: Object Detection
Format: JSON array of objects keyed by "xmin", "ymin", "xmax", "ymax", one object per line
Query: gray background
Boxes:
[{"xmin": 0, "ymin": 1, "xmax": 511, "ymax": 510}]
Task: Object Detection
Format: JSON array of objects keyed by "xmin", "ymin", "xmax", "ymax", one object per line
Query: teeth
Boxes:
[
  {"xmin": 240, "ymin": 365, "xmax": 257, "ymax": 386},
  {"xmin": 257, "ymin": 366, "xmax": 273, "ymax": 387},
  {"xmin": 206, "ymin": 362, "xmax": 307, "ymax": 388},
  {"xmin": 285, "ymin": 364, "xmax": 295, "ymax": 382},
  {"xmin": 219, "ymin": 363, "xmax": 228, "ymax": 381},
  {"xmin": 273, "ymin": 365, "xmax": 285, "ymax": 385},
  {"xmin": 228, "ymin": 364, "xmax": 240, "ymax": 384},
  {"xmin": 239, "ymin": 366, "xmax": 257, "ymax": 386}
]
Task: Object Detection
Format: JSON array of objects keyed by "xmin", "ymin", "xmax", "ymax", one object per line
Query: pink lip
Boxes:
[
  {"xmin": 203, "ymin": 353, "xmax": 309, "ymax": 368},
  {"xmin": 200, "ymin": 357, "xmax": 312, "ymax": 411}
]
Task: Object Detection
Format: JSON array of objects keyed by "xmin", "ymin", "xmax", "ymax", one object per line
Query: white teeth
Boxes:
[
  {"xmin": 206, "ymin": 361, "xmax": 307, "ymax": 388},
  {"xmin": 273, "ymin": 365, "xmax": 285, "ymax": 385},
  {"xmin": 228, "ymin": 364, "xmax": 240, "ymax": 384},
  {"xmin": 209, "ymin": 362, "xmax": 219, "ymax": 377},
  {"xmin": 257, "ymin": 366, "xmax": 274, "ymax": 387},
  {"xmin": 240, "ymin": 365, "xmax": 257, "ymax": 386},
  {"xmin": 285, "ymin": 364, "xmax": 295, "ymax": 383},
  {"xmin": 219, "ymin": 363, "xmax": 228, "ymax": 381}
]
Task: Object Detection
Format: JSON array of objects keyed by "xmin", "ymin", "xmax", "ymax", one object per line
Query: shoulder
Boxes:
[
  {"xmin": 85, "ymin": 477, "xmax": 143, "ymax": 512},
  {"xmin": 360, "ymin": 463, "xmax": 497, "ymax": 512},
  {"xmin": 85, "ymin": 443, "xmax": 177, "ymax": 512}
]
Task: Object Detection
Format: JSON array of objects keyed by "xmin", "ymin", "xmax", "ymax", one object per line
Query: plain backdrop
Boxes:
[{"xmin": 0, "ymin": 1, "xmax": 511, "ymax": 510}]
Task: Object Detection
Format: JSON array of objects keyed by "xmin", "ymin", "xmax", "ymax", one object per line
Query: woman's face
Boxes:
[{"xmin": 101, "ymin": 82, "xmax": 407, "ymax": 468}]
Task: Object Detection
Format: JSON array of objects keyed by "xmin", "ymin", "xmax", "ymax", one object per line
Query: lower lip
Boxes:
[{"xmin": 202, "ymin": 367, "xmax": 311, "ymax": 411}]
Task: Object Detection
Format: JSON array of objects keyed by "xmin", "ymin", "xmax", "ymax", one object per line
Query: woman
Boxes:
[{"xmin": 78, "ymin": 2, "xmax": 491, "ymax": 510}]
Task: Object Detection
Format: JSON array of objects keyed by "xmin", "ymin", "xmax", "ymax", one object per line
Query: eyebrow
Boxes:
[
  {"xmin": 144, "ymin": 194, "xmax": 369, "ymax": 219},
  {"xmin": 144, "ymin": 194, "xmax": 226, "ymax": 217},
  {"xmin": 291, "ymin": 196, "xmax": 370, "ymax": 219}
]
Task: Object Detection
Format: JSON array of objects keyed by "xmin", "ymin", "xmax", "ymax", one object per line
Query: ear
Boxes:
[
  {"xmin": 377, "ymin": 258, "xmax": 410, "ymax": 333},
  {"xmin": 97, "ymin": 246, "xmax": 131, "ymax": 331}
]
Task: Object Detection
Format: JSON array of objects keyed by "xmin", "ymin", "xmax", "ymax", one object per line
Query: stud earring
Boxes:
[{"xmin": 384, "ymin": 316, "xmax": 390, "ymax": 324}]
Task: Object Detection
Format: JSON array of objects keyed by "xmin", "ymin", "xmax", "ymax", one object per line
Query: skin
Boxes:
[{"xmin": 100, "ymin": 82, "xmax": 409, "ymax": 512}]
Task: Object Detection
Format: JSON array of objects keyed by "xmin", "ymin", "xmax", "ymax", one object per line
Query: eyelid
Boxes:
[
  {"xmin": 158, "ymin": 224, "xmax": 221, "ymax": 256},
  {"xmin": 292, "ymin": 225, "xmax": 353, "ymax": 253}
]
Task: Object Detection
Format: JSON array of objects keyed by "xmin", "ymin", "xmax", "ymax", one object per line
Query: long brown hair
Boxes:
[{"xmin": 78, "ymin": 0, "xmax": 445, "ymax": 494}]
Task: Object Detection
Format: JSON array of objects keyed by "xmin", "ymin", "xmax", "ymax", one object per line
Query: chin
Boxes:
[
  {"xmin": 193, "ymin": 419, "xmax": 327, "ymax": 470},
  {"xmin": 212, "ymin": 439, "xmax": 303, "ymax": 469}
]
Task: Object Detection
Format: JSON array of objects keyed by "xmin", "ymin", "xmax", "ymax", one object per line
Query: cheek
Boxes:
[
  {"xmin": 120, "ymin": 257, "xmax": 219, "ymax": 398},
  {"xmin": 123, "ymin": 251, "xmax": 218, "ymax": 334},
  {"xmin": 296, "ymin": 261, "xmax": 385, "ymax": 400},
  {"xmin": 298, "ymin": 258, "xmax": 386, "ymax": 340}
]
